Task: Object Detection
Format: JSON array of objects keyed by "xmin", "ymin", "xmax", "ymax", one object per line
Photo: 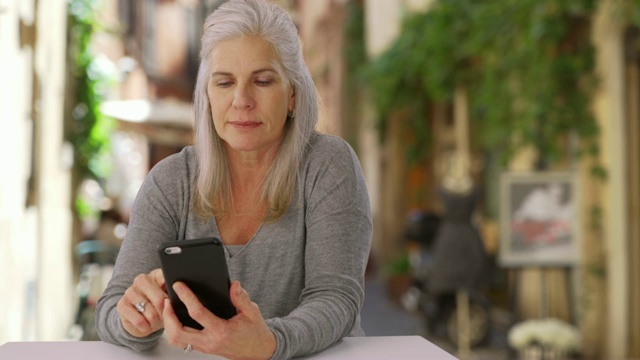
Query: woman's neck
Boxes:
[{"xmin": 226, "ymin": 143, "xmax": 279, "ymax": 187}]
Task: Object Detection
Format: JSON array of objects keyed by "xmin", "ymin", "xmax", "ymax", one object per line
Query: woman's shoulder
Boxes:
[
  {"xmin": 306, "ymin": 132, "xmax": 355, "ymax": 159},
  {"xmin": 304, "ymin": 132, "xmax": 362, "ymax": 175}
]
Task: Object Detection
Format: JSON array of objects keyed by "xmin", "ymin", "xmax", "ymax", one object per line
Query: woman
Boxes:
[{"xmin": 95, "ymin": 0, "xmax": 372, "ymax": 359}]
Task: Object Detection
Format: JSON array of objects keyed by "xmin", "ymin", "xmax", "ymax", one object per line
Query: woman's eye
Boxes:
[
  {"xmin": 216, "ymin": 81, "xmax": 232, "ymax": 88},
  {"xmin": 255, "ymin": 79, "xmax": 273, "ymax": 86}
]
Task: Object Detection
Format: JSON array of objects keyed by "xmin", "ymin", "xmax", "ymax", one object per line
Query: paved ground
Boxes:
[{"xmin": 361, "ymin": 275, "xmax": 511, "ymax": 360}]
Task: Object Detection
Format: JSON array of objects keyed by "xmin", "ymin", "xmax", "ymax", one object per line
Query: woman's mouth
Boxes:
[{"xmin": 229, "ymin": 121, "xmax": 261, "ymax": 129}]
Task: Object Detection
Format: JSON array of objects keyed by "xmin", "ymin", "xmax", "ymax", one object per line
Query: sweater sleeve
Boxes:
[
  {"xmin": 266, "ymin": 136, "xmax": 373, "ymax": 359},
  {"xmin": 94, "ymin": 149, "xmax": 191, "ymax": 351}
]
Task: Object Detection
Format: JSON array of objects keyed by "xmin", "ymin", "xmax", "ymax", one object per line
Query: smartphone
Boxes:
[{"xmin": 158, "ymin": 237, "xmax": 236, "ymax": 329}]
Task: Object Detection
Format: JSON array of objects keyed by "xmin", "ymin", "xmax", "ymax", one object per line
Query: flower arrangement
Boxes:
[{"xmin": 508, "ymin": 318, "xmax": 581, "ymax": 359}]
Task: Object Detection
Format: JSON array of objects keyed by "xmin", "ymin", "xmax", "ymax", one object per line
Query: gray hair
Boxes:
[{"xmin": 192, "ymin": 0, "xmax": 318, "ymax": 221}]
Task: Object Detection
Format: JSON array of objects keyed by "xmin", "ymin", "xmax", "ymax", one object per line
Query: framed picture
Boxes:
[{"xmin": 499, "ymin": 172, "xmax": 580, "ymax": 267}]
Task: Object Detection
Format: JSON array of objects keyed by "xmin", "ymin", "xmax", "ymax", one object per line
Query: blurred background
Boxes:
[{"xmin": 1, "ymin": 0, "xmax": 639, "ymax": 359}]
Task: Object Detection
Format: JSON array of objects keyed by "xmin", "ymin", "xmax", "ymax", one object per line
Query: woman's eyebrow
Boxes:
[{"xmin": 211, "ymin": 68, "xmax": 278, "ymax": 77}]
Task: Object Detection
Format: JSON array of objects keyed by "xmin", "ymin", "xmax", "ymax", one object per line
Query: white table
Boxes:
[{"xmin": 0, "ymin": 336, "xmax": 458, "ymax": 359}]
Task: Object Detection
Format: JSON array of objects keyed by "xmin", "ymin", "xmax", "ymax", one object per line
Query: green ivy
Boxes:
[
  {"xmin": 343, "ymin": 0, "xmax": 367, "ymax": 150},
  {"xmin": 66, "ymin": 0, "xmax": 115, "ymax": 219},
  {"xmin": 66, "ymin": 0, "xmax": 115, "ymax": 182},
  {"xmin": 364, "ymin": 0, "xmax": 604, "ymax": 171},
  {"xmin": 615, "ymin": 0, "xmax": 640, "ymax": 24}
]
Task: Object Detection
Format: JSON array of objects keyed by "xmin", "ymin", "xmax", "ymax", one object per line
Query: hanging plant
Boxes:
[
  {"xmin": 66, "ymin": 0, "xmax": 116, "ymax": 220},
  {"xmin": 363, "ymin": 10, "xmax": 438, "ymax": 164},
  {"xmin": 343, "ymin": 0, "xmax": 367, "ymax": 150},
  {"xmin": 364, "ymin": 0, "xmax": 603, "ymax": 174}
]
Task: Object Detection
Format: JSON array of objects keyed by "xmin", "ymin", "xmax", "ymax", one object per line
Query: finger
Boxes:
[
  {"xmin": 122, "ymin": 278, "xmax": 166, "ymax": 331},
  {"xmin": 132, "ymin": 273, "xmax": 168, "ymax": 318},
  {"xmin": 150, "ymin": 268, "xmax": 166, "ymax": 287},
  {"xmin": 133, "ymin": 273, "xmax": 167, "ymax": 305},
  {"xmin": 161, "ymin": 297, "xmax": 200, "ymax": 335},
  {"xmin": 130, "ymin": 288, "xmax": 164, "ymax": 325},
  {"xmin": 230, "ymin": 281, "xmax": 258, "ymax": 318},
  {"xmin": 163, "ymin": 298, "xmax": 200, "ymax": 349},
  {"xmin": 163, "ymin": 297, "xmax": 184, "ymax": 332},
  {"xmin": 229, "ymin": 281, "xmax": 243, "ymax": 308},
  {"xmin": 122, "ymin": 287, "xmax": 155, "ymax": 322},
  {"xmin": 121, "ymin": 314, "xmax": 161, "ymax": 337},
  {"xmin": 173, "ymin": 281, "xmax": 225, "ymax": 329},
  {"xmin": 150, "ymin": 268, "xmax": 167, "ymax": 293},
  {"xmin": 118, "ymin": 298, "xmax": 157, "ymax": 336}
]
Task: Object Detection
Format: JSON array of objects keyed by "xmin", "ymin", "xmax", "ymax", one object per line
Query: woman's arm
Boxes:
[
  {"xmin": 95, "ymin": 150, "xmax": 191, "ymax": 351},
  {"xmin": 267, "ymin": 136, "xmax": 373, "ymax": 359}
]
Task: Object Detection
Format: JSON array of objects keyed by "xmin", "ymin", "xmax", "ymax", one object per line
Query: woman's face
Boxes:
[{"xmin": 207, "ymin": 36, "xmax": 295, "ymax": 158}]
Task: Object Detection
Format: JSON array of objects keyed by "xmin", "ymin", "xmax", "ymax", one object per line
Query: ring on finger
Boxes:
[
  {"xmin": 184, "ymin": 343, "xmax": 193, "ymax": 354},
  {"xmin": 135, "ymin": 301, "xmax": 146, "ymax": 313}
]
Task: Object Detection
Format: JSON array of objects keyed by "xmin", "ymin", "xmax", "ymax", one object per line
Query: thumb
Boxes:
[
  {"xmin": 151, "ymin": 268, "xmax": 166, "ymax": 287},
  {"xmin": 230, "ymin": 281, "xmax": 252, "ymax": 313}
]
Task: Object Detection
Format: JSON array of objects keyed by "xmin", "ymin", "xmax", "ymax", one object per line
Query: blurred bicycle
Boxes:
[{"xmin": 400, "ymin": 209, "xmax": 492, "ymax": 348}]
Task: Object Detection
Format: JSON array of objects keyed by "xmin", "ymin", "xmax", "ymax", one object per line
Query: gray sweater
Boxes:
[{"xmin": 95, "ymin": 133, "xmax": 372, "ymax": 359}]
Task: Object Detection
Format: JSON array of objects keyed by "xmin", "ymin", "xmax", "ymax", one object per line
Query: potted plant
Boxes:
[{"xmin": 383, "ymin": 252, "xmax": 412, "ymax": 306}]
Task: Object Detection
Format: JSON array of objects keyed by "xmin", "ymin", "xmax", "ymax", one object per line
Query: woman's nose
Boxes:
[{"xmin": 232, "ymin": 84, "xmax": 255, "ymax": 109}]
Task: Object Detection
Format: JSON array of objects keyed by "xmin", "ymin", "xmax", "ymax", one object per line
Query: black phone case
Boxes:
[{"xmin": 158, "ymin": 237, "xmax": 236, "ymax": 329}]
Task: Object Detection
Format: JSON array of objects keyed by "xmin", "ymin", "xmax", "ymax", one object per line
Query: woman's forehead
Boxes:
[{"xmin": 209, "ymin": 36, "xmax": 284, "ymax": 74}]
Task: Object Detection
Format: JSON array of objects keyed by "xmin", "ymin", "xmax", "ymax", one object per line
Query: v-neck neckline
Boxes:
[{"xmin": 214, "ymin": 220, "xmax": 264, "ymax": 259}]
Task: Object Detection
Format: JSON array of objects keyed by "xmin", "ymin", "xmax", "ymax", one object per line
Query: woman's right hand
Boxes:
[{"xmin": 116, "ymin": 268, "xmax": 168, "ymax": 338}]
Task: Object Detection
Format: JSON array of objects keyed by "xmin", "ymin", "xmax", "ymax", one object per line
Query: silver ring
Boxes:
[
  {"xmin": 135, "ymin": 301, "xmax": 146, "ymax": 313},
  {"xmin": 183, "ymin": 343, "xmax": 193, "ymax": 354}
]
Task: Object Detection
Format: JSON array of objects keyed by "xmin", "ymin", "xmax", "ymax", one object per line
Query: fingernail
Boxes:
[{"xmin": 236, "ymin": 283, "xmax": 242, "ymax": 295}]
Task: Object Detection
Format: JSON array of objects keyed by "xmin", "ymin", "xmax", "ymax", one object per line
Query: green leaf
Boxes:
[{"xmin": 361, "ymin": 0, "xmax": 604, "ymax": 176}]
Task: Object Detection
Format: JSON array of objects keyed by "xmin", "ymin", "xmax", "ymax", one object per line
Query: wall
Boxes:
[
  {"xmin": 0, "ymin": 0, "xmax": 73, "ymax": 343},
  {"xmin": 0, "ymin": 0, "xmax": 38, "ymax": 342},
  {"xmin": 591, "ymin": 0, "xmax": 628, "ymax": 357}
]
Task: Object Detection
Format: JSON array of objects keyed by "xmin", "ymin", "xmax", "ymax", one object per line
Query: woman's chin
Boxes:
[
  {"xmin": 224, "ymin": 136, "xmax": 282, "ymax": 157},
  {"xmin": 224, "ymin": 142, "xmax": 271, "ymax": 157}
]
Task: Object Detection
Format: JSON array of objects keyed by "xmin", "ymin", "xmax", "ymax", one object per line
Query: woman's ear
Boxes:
[{"xmin": 288, "ymin": 86, "xmax": 296, "ymax": 112}]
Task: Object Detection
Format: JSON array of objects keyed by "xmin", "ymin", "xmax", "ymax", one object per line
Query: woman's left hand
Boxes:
[{"xmin": 163, "ymin": 280, "xmax": 276, "ymax": 359}]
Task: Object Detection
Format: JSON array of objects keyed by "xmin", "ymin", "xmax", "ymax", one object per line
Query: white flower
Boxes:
[
  {"xmin": 508, "ymin": 323, "xmax": 535, "ymax": 348},
  {"xmin": 507, "ymin": 318, "xmax": 581, "ymax": 352}
]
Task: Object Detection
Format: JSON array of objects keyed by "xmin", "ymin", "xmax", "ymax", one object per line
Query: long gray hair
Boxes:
[{"xmin": 192, "ymin": 0, "xmax": 318, "ymax": 221}]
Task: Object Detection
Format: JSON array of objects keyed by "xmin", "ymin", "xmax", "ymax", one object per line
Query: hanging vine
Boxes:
[
  {"xmin": 365, "ymin": 0, "xmax": 603, "ymax": 175},
  {"xmin": 66, "ymin": 0, "xmax": 116, "ymax": 219},
  {"xmin": 343, "ymin": 0, "xmax": 367, "ymax": 150}
]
